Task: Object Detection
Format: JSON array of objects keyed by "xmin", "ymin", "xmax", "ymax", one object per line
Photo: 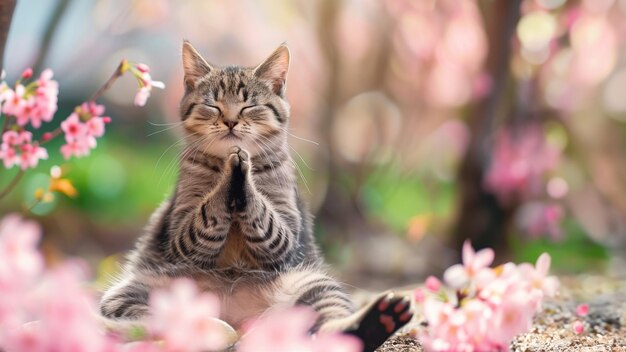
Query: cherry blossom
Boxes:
[
  {"xmin": 443, "ymin": 239, "xmax": 494, "ymax": 289},
  {"xmin": 484, "ymin": 126, "xmax": 559, "ymax": 204},
  {"xmin": 148, "ymin": 278, "xmax": 228, "ymax": 352},
  {"xmin": 0, "ymin": 131, "xmax": 48, "ymax": 170},
  {"xmin": 425, "ymin": 275, "xmax": 441, "ymax": 292},
  {"xmin": 131, "ymin": 63, "xmax": 165, "ymax": 107},
  {"xmin": 238, "ymin": 306, "xmax": 362, "ymax": 352},
  {"xmin": 0, "ymin": 69, "xmax": 58, "ymax": 129},
  {"xmin": 415, "ymin": 241, "xmax": 559, "ymax": 351},
  {"xmin": 573, "ymin": 320, "xmax": 584, "ymax": 334},
  {"xmin": 59, "ymin": 102, "xmax": 110, "ymax": 159},
  {"xmin": 3, "ymin": 263, "xmax": 116, "ymax": 352}
]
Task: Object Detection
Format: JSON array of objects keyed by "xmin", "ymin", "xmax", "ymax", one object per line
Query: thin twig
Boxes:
[
  {"xmin": 0, "ymin": 170, "xmax": 24, "ymax": 200},
  {"xmin": 88, "ymin": 61, "xmax": 126, "ymax": 102}
]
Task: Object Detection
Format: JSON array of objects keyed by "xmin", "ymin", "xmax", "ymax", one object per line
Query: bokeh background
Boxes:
[{"xmin": 2, "ymin": 0, "xmax": 626, "ymax": 290}]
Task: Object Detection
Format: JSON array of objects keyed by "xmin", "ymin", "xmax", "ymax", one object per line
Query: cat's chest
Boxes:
[{"xmin": 215, "ymin": 222, "xmax": 259, "ymax": 269}]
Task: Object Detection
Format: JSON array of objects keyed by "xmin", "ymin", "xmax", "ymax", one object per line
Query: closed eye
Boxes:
[
  {"xmin": 240, "ymin": 105, "xmax": 258, "ymax": 115},
  {"xmin": 203, "ymin": 104, "xmax": 222, "ymax": 115}
]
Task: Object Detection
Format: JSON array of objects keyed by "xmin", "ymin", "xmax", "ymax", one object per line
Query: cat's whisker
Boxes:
[
  {"xmin": 288, "ymin": 145, "xmax": 314, "ymax": 171},
  {"xmin": 250, "ymin": 137, "xmax": 287, "ymax": 187},
  {"xmin": 148, "ymin": 120, "xmax": 184, "ymax": 126},
  {"xmin": 279, "ymin": 127, "xmax": 320, "ymax": 146},
  {"xmin": 251, "ymin": 135, "xmax": 294, "ymax": 188},
  {"xmin": 251, "ymin": 134, "xmax": 290, "ymax": 186},
  {"xmin": 158, "ymin": 133, "xmax": 207, "ymax": 186},
  {"xmin": 153, "ymin": 132, "xmax": 198, "ymax": 183},
  {"xmin": 147, "ymin": 123, "xmax": 184, "ymax": 137}
]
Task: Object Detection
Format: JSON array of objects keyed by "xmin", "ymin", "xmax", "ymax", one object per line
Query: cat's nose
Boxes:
[{"xmin": 225, "ymin": 121, "xmax": 238, "ymax": 130}]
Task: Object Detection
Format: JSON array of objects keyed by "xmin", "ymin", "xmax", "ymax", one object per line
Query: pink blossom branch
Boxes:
[{"xmin": 0, "ymin": 61, "xmax": 124, "ymax": 200}]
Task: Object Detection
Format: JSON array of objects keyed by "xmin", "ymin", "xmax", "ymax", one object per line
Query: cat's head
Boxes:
[{"xmin": 179, "ymin": 41, "xmax": 290, "ymax": 158}]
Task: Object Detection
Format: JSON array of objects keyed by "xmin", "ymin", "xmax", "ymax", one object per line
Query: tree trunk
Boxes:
[{"xmin": 451, "ymin": 0, "xmax": 522, "ymax": 260}]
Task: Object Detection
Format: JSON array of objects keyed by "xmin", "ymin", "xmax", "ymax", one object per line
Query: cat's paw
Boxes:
[
  {"xmin": 227, "ymin": 146, "xmax": 250, "ymax": 174},
  {"xmin": 345, "ymin": 293, "xmax": 413, "ymax": 352},
  {"xmin": 227, "ymin": 146, "xmax": 250, "ymax": 212}
]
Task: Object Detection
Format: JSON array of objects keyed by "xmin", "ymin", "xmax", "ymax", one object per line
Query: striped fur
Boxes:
[{"xmin": 100, "ymin": 41, "xmax": 355, "ymax": 333}]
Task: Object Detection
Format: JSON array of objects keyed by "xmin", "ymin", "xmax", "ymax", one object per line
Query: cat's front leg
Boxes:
[
  {"xmin": 168, "ymin": 154, "xmax": 243, "ymax": 267},
  {"xmin": 226, "ymin": 146, "xmax": 301, "ymax": 268},
  {"xmin": 225, "ymin": 146, "xmax": 251, "ymax": 212}
]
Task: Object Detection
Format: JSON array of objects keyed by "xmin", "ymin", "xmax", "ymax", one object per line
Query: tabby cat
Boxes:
[{"xmin": 100, "ymin": 41, "xmax": 412, "ymax": 352}]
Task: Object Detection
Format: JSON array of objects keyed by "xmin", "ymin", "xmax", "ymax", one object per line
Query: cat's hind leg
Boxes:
[
  {"xmin": 99, "ymin": 276, "xmax": 152, "ymax": 320},
  {"xmin": 272, "ymin": 268, "xmax": 356, "ymax": 333}
]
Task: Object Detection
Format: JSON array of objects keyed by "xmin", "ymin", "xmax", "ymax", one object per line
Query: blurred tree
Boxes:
[{"xmin": 451, "ymin": 0, "xmax": 522, "ymax": 259}]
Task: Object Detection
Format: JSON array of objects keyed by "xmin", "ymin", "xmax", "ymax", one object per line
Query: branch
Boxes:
[
  {"xmin": 32, "ymin": 0, "xmax": 72, "ymax": 73},
  {"xmin": 0, "ymin": 170, "xmax": 24, "ymax": 200},
  {"xmin": 0, "ymin": 0, "xmax": 17, "ymax": 70}
]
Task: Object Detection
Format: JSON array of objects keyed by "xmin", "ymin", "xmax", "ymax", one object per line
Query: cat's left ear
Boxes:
[
  {"xmin": 182, "ymin": 40, "xmax": 213, "ymax": 90},
  {"xmin": 254, "ymin": 43, "xmax": 290, "ymax": 96}
]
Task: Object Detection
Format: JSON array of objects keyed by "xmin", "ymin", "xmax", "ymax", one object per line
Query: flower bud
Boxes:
[
  {"xmin": 21, "ymin": 68, "xmax": 33, "ymax": 79},
  {"xmin": 136, "ymin": 63, "xmax": 150, "ymax": 73}
]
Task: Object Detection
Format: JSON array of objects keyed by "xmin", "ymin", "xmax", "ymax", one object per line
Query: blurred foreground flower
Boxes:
[
  {"xmin": 0, "ymin": 214, "xmax": 361, "ymax": 352},
  {"xmin": 414, "ymin": 240, "xmax": 559, "ymax": 351},
  {"xmin": 238, "ymin": 307, "xmax": 362, "ymax": 352},
  {"xmin": 149, "ymin": 279, "xmax": 228, "ymax": 351}
]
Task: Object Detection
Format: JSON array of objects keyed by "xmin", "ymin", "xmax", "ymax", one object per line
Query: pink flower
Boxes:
[
  {"xmin": 0, "ymin": 144, "xmax": 18, "ymax": 168},
  {"xmin": 519, "ymin": 253, "xmax": 559, "ymax": 300},
  {"xmin": 485, "ymin": 126, "xmax": 559, "ymax": 204},
  {"xmin": 414, "ymin": 288, "xmax": 425, "ymax": 303},
  {"xmin": 60, "ymin": 138, "xmax": 93, "ymax": 159},
  {"xmin": 2, "ymin": 69, "xmax": 58, "ymax": 129},
  {"xmin": 2, "ymin": 131, "xmax": 20, "ymax": 145},
  {"xmin": 0, "ymin": 214, "xmax": 43, "ymax": 290},
  {"xmin": 134, "ymin": 87, "xmax": 150, "ymax": 107},
  {"xmin": 61, "ymin": 113, "xmax": 87, "ymax": 142},
  {"xmin": 0, "ymin": 131, "xmax": 47, "ymax": 170},
  {"xmin": 60, "ymin": 112, "xmax": 100, "ymax": 159},
  {"xmin": 576, "ymin": 303, "xmax": 589, "ymax": 317},
  {"xmin": 80, "ymin": 101, "xmax": 105, "ymax": 117},
  {"xmin": 132, "ymin": 63, "xmax": 165, "ymax": 107},
  {"xmin": 0, "ymin": 215, "xmax": 43, "ymax": 332},
  {"xmin": 573, "ymin": 320, "xmax": 584, "ymax": 334},
  {"xmin": 21, "ymin": 68, "xmax": 33, "ymax": 79},
  {"xmin": 59, "ymin": 103, "xmax": 108, "ymax": 159},
  {"xmin": 18, "ymin": 143, "xmax": 48, "ymax": 170},
  {"xmin": 4, "ymin": 263, "xmax": 116, "ymax": 352},
  {"xmin": 86, "ymin": 117, "xmax": 106, "ymax": 137},
  {"xmin": 425, "ymin": 275, "xmax": 441, "ymax": 292},
  {"xmin": 149, "ymin": 279, "xmax": 228, "ymax": 352},
  {"xmin": 2, "ymin": 84, "xmax": 27, "ymax": 119},
  {"xmin": 238, "ymin": 306, "xmax": 362, "ymax": 352},
  {"xmin": 416, "ymin": 242, "xmax": 559, "ymax": 351},
  {"xmin": 136, "ymin": 63, "xmax": 150, "ymax": 73},
  {"xmin": 443, "ymin": 240, "xmax": 494, "ymax": 289}
]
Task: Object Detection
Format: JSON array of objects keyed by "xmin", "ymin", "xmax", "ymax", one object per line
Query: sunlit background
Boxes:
[{"xmin": 2, "ymin": 0, "xmax": 626, "ymax": 291}]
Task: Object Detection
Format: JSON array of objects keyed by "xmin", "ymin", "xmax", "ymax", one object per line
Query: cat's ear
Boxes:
[
  {"xmin": 182, "ymin": 40, "xmax": 213, "ymax": 90},
  {"xmin": 253, "ymin": 43, "xmax": 290, "ymax": 96}
]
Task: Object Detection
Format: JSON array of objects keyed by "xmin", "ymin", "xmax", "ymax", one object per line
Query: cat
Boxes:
[{"xmin": 99, "ymin": 41, "xmax": 412, "ymax": 352}]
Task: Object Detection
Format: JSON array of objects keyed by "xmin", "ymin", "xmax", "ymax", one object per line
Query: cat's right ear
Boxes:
[{"xmin": 182, "ymin": 41, "xmax": 212, "ymax": 90}]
